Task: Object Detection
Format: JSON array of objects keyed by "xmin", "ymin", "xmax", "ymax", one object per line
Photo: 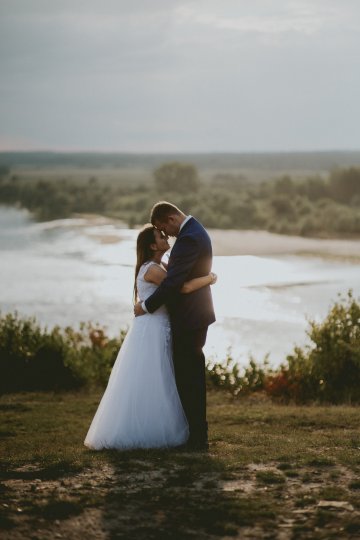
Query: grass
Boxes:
[{"xmin": 1, "ymin": 390, "xmax": 360, "ymax": 539}]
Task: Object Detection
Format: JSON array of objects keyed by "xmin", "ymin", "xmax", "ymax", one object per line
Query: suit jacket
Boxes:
[{"xmin": 145, "ymin": 217, "xmax": 216, "ymax": 330}]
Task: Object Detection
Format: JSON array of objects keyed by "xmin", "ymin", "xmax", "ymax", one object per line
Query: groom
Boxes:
[{"xmin": 134, "ymin": 201, "xmax": 215, "ymax": 450}]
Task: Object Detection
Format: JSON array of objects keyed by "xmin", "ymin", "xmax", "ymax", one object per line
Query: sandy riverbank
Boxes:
[
  {"xmin": 71, "ymin": 214, "xmax": 360, "ymax": 259},
  {"xmin": 210, "ymin": 229, "xmax": 360, "ymax": 259}
]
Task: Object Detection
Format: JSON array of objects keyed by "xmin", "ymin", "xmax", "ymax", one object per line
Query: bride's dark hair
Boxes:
[{"xmin": 134, "ymin": 224, "xmax": 156, "ymax": 303}]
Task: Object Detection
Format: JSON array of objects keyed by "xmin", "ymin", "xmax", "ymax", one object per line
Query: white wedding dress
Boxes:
[{"xmin": 84, "ymin": 261, "xmax": 189, "ymax": 450}]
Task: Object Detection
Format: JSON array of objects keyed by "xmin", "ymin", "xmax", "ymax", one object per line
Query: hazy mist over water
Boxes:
[{"xmin": 1, "ymin": 206, "xmax": 359, "ymax": 367}]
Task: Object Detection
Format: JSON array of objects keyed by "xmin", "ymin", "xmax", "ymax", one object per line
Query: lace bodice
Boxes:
[{"xmin": 137, "ymin": 262, "xmax": 168, "ymax": 317}]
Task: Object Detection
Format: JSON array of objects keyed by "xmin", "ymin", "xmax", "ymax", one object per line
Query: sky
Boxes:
[{"xmin": 0, "ymin": 0, "xmax": 360, "ymax": 153}]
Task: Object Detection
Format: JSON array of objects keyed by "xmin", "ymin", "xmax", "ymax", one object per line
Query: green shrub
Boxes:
[
  {"xmin": 2, "ymin": 290, "xmax": 360, "ymax": 404},
  {"xmin": 0, "ymin": 312, "xmax": 125, "ymax": 393},
  {"xmin": 206, "ymin": 351, "xmax": 270, "ymax": 396},
  {"xmin": 154, "ymin": 162, "xmax": 200, "ymax": 193},
  {"xmin": 264, "ymin": 353, "xmax": 318, "ymax": 403},
  {"xmin": 270, "ymin": 291, "xmax": 360, "ymax": 403},
  {"xmin": 329, "ymin": 167, "xmax": 360, "ymax": 204}
]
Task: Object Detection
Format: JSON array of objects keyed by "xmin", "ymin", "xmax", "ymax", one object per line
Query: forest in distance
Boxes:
[{"xmin": 0, "ymin": 150, "xmax": 360, "ymax": 237}]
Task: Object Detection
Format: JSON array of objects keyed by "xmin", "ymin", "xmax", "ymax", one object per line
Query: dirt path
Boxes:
[{"xmin": 2, "ymin": 458, "xmax": 360, "ymax": 539}]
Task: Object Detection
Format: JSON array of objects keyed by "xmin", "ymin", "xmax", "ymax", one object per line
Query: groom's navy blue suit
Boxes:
[{"xmin": 145, "ymin": 217, "xmax": 215, "ymax": 446}]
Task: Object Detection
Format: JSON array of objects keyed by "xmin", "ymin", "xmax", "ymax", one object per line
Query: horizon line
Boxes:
[{"xmin": 1, "ymin": 148, "xmax": 360, "ymax": 155}]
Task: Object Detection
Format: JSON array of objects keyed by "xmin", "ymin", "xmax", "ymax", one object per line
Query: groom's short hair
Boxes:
[{"xmin": 150, "ymin": 201, "xmax": 182, "ymax": 224}]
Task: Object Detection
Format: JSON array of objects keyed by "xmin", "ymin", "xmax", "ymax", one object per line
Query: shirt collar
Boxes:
[{"xmin": 179, "ymin": 215, "xmax": 192, "ymax": 232}]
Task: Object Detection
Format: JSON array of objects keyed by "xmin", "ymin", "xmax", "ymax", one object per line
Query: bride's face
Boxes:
[
  {"xmin": 152, "ymin": 229, "xmax": 170, "ymax": 252},
  {"xmin": 154, "ymin": 216, "xmax": 179, "ymax": 238}
]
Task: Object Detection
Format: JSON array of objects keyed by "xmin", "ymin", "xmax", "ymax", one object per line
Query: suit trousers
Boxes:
[{"xmin": 172, "ymin": 326, "xmax": 208, "ymax": 444}]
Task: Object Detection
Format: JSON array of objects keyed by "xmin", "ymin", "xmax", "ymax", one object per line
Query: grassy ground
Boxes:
[{"xmin": 1, "ymin": 390, "xmax": 360, "ymax": 539}]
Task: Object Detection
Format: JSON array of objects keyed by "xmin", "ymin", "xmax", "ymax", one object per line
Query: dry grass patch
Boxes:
[{"xmin": 1, "ymin": 390, "xmax": 360, "ymax": 539}]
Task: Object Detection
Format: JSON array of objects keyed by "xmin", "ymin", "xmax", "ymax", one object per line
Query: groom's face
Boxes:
[{"xmin": 154, "ymin": 216, "xmax": 179, "ymax": 238}]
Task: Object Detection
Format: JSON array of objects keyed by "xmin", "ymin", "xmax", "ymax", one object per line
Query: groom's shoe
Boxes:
[
  {"xmin": 186, "ymin": 423, "xmax": 209, "ymax": 452},
  {"xmin": 172, "ymin": 443, "xmax": 188, "ymax": 452},
  {"xmin": 186, "ymin": 438, "xmax": 209, "ymax": 452}
]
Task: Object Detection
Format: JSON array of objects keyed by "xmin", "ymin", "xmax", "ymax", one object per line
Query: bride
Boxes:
[{"xmin": 84, "ymin": 224, "xmax": 217, "ymax": 450}]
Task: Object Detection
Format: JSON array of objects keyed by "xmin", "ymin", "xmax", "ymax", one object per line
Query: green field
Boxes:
[{"xmin": 1, "ymin": 390, "xmax": 360, "ymax": 539}]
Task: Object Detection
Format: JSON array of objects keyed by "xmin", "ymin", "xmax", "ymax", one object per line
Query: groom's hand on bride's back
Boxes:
[{"xmin": 134, "ymin": 301, "xmax": 146, "ymax": 317}]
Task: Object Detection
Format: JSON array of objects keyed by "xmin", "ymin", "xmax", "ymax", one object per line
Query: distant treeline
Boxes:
[
  {"xmin": 2, "ymin": 150, "xmax": 360, "ymax": 171},
  {"xmin": 0, "ymin": 161, "xmax": 360, "ymax": 237}
]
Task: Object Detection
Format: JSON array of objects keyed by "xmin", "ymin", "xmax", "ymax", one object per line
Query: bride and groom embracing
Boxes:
[{"xmin": 85, "ymin": 201, "xmax": 216, "ymax": 452}]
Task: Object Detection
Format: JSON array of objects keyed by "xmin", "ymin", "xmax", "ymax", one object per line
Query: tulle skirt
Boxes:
[{"xmin": 84, "ymin": 312, "xmax": 189, "ymax": 450}]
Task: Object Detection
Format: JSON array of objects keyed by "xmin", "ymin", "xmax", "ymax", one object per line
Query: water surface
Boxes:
[{"xmin": 1, "ymin": 206, "xmax": 359, "ymax": 367}]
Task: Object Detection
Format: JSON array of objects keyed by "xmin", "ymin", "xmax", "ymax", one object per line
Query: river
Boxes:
[{"xmin": 1, "ymin": 206, "xmax": 359, "ymax": 367}]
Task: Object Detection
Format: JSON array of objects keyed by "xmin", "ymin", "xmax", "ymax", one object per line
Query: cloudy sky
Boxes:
[{"xmin": 0, "ymin": 0, "xmax": 359, "ymax": 152}]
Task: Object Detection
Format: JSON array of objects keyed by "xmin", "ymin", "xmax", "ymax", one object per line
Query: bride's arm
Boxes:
[
  {"xmin": 144, "ymin": 264, "xmax": 217, "ymax": 293},
  {"xmin": 144, "ymin": 264, "xmax": 167, "ymax": 285},
  {"xmin": 181, "ymin": 272, "xmax": 217, "ymax": 294}
]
